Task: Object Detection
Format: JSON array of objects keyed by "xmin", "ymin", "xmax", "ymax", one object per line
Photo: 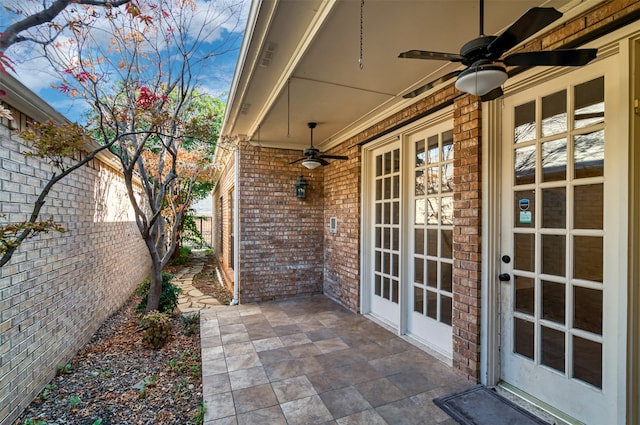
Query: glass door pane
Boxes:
[
  {"xmin": 374, "ymin": 148, "xmax": 401, "ymax": 304},
  {"xmin": 412, "ymin": 129, "xmax": 453, "ymax": 326},
  {"xmin": 508, "ymin": 76, "xmax": 605, "ymax": 391}
]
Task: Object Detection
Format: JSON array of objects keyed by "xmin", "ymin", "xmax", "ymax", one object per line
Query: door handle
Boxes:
[{"xmin": 498, "ymin": 273, "xmax": 511, "ymax": 282}]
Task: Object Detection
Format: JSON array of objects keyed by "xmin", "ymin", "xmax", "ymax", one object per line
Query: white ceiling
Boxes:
[{"xmin": 222, "ymin": 0, "xmax": 579, "ymax": 153}]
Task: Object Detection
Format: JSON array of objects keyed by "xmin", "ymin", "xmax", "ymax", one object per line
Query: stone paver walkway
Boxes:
[
  {"xmin": 199, "ymin": 296, "xmax": 471, "ymax": 425},
  {"xmin": 173, "ymin": 253, "xmax": 223, "ymax": 314},
  {"xmin": 172, "ymin": 256, "xmax": 552, "ymax": 425}
]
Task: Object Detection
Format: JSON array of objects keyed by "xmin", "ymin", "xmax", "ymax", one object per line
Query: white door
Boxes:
[
  {"xmin": 499, "ymin": 58, "xmax": 626, "ymax": 424},
  {"xmin": 368, "ymin": 142, "xmax": 401, "ymax": 327},
  {"xmin": 407, "ymin": 125, "xmax": 454, "ymax": 357}
]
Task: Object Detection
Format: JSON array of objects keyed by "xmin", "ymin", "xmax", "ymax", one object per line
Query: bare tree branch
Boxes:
[
  {"xmin": 0, "ymin": 138, "xmax": 116, "ymax": 267},
  {"xmin": 0, "ymin": 0, "xmax": 130, "ymax": 52}
]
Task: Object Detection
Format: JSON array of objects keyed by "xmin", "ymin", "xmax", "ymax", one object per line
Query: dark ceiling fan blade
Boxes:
[
  {"xmin": 289, "ymin": 158, "xmax": 305, "ymax": 165},
  {"xmin": 503, "ymin": 49, "xmax": 598, "ymax": 67},
  {"xmin": 402, "ymin": 70, "xmax": 461, "ymax": 99},
  {"xmin": 317, "ymin": 158, "xmax": 330, "ymax": 166},
  {"xmin": 398, "ymin": 49, "xmax": 465, "ymax": 62},
  {"xmin": 480, "ymin": 87, "xmax": 503, "ymax": 102},
  {"xmin": 319, "ymin": 154, "xmax": 348, "ymax": 160},
  {"xmin": 487, "ymin": 7, "xmax": 562, "ymax": 58}
]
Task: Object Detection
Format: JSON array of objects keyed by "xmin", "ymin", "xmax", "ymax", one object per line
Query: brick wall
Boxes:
[
  {"xmin": 0, "ymin": 124, "xmax": 152, "ymax": 424},
  {"xmin": 212, "ymin": 153, "xmax": 235, "ymax": 292},
  {"xmin": 513, "ymin": 0, "xmax": 640, "ymax": 54},
  {"xmin": 237, "ymin": 145, "xmax": 324, "ymax": 303},
  {"xmin": 451, "ymin": 96, "xmax": 482, "ymax": 380},
  {"xmin": 322, "ymin": 142, "xmax": 361, "ymax": 312}
]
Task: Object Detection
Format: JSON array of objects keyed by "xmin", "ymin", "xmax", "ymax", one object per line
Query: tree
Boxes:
[
  {"xmin": 168, "ymin": 93, "xmax": 224, "ymax": 258},
  {"xmin": 0, "ymin": 1, "xmax": 147, "ymax": 265},
  {"xmin": 0, "ymin": 120, "xmax": 118, "ymax": 267},
  {"xmin": 33, "ymin": 0, "xmax": 242, "ymax": 311},
  {"xmin": 0, "ymin": 0, "xmax": 134, "ymax": 73}
]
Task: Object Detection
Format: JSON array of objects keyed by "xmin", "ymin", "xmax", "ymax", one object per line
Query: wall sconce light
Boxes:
[{"xmin": 295, "ymin": 174, "xmax": 309, "ymax": 198}]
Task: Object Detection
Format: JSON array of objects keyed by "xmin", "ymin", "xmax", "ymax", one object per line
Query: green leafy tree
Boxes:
[
  {"xmin": 168, "ymin": 93, "xmax": 223, "ymax": 258},
  {"xmin": 33, "ymin": 0, "xmax": 242, "ymax": 311}
]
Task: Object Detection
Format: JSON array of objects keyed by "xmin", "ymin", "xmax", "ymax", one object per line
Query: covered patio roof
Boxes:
[{"xmin": 220, "ymin": 0, "xmax": 587, "ymax": 156}]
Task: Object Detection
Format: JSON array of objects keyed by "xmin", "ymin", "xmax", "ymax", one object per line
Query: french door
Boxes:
[
  {"xmin": 499, "ymin": 58, "xmax": 626, "ymax": 424},
  {"xmin": 408, "ymin": 125, "xmax": 454, "ymax": 357},
  {"xmin": 365, "ymin": 119, "xmax": 454, "ymax": 358},
  {"xmin": 369, "ymin": 142, "xmax": 401, "ymax": 327}
]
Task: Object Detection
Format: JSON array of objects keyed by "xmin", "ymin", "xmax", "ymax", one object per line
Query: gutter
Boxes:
[{"xmin": 231, "ymin": 147, "xmax": 240, "ymax": 305}]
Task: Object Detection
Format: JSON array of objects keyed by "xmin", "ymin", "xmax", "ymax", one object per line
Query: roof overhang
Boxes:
[{"xmin": 218, "ymin": 0, "xmax": 599, "ymax": 166}]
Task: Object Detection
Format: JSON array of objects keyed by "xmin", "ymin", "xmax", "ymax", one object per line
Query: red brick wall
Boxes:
[
  {"xmin": 212, "ymin": 155, "xmax": 235, "ymax": 291},
  {"xmin": 513, "ymin": 0, "xmax": 640, "ymax": 53},
  {"xmin": 452, "ymin": 96, "xmax": 482, "ymax": 380},
  {"xmin": 322, "ymin": 143, "xmax": 361, "ymax": 311},
  {"xmin": 237, "ymin": 145, "xmax": 324, "ymax": 303}
]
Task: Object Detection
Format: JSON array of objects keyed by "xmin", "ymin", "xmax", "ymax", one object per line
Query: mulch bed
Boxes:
[
  {"xmin": 13, "ymin": 254, "xmax": 230, "ymax": 425},
  {"xmin": 192, "ymin": 255, "xmax": 233, "ymax": 306}
]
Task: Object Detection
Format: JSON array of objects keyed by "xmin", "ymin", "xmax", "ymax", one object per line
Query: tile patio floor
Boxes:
[{"xmin": 200, "ymin": 295, "xmax": 472, "ymax": 425}]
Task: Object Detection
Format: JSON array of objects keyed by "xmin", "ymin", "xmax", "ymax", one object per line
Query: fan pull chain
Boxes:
[{"xmin": 359, "ymin": 0, "xmax": 364, "ymax": 69}]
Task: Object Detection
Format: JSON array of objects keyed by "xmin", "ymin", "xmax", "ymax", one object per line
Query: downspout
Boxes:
[{"xmin": 231, "ymin": 147, "xmax": 240, "ymax": 305}]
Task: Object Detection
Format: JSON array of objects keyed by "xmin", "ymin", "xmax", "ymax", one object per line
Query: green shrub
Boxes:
[
  {"xmin": 134, "ymin": 273, "xmax": 181, "ymax": 314},
  {"xmin": 170, "ymin": 246, "xmax": 192, "ymax": 266},
  {"xmin": 140, "ymin": 311, "xmax": 172, "ymax": 349},
  {"xmin": 56, "ymin": 363, "xmax": 72, "ymax": 375},
  {"xmin": 181, "ymin": 312, "xmax": 200, "ymax": 336}
]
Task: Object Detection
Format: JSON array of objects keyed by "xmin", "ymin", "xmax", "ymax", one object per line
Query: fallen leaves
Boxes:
[{"xmin": 14, "ymin": 295, "xmax": 203, "ymax": 425}]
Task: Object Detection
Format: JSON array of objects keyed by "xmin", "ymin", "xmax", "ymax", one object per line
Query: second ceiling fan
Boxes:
[
  {"xmin": 289, "ymin": 122, "xmax": 348, "ymax": 169},
  {"xmin": 399, "ymin": 0, "xmax": 598, "ymax": 101}
]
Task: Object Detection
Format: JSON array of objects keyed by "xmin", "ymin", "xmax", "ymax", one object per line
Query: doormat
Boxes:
[{"xmin": 433, "ymin": 385, "xmax": 551, "ymax": 425}]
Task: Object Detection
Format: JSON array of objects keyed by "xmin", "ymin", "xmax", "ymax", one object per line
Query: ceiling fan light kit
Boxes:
[
  {"xmin": 455, "ymin": 61, "xmax": 508, "ymax": 96},
  {"xmin": 302, "ymin": 158, "xmax": 322, "ymax": 169}
]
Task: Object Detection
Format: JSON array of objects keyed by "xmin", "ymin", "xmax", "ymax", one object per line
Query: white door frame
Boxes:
[
  {"xmin": 627, "ymin": 33, "xmax": 640, "ymax": 425},
  {"xmin": 481, "ymin": 23, "xmax": 637, "ymax": 424},
  {"xmin": 361, "ymin": 109, "xmax": 453, "ymax": 343},
  {"xmin": 403, "ymin": 120, "xmax": 455, "ymax": 359},
  {"xmin": 360, "ymin": 133, "xmax": 403, "ymax": 327}
]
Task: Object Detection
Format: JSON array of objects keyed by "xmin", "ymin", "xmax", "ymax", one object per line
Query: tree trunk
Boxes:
[
  {"xmin": 169, "ymin": 237, "xmax": 181, "ymax": 262},
  {"xmin": 146, "ymin": 259, "xmax": 163, "ymax": 313}
]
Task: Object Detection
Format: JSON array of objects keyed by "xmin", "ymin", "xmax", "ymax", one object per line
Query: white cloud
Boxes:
[
  {"xmin": 9, "ymin": 50, "xmax": 58, "ymax": 92},
  {"xmin": 1, "ymin": 0, "xmax": 250, "ymax": 122}
]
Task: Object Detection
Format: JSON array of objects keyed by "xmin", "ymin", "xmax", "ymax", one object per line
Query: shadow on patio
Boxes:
[{"xmin": 200, "ymin": 295, "xmax": 471, "ymax": 425}]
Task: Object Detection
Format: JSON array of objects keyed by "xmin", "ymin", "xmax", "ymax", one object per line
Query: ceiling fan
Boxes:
[
  {"xmin": 289, "ymin": 122, "xmax": 348, "ymax": 169},
  {"xmin": 399, "ymin": 0, "xmax": 598, "ymax": 101}
]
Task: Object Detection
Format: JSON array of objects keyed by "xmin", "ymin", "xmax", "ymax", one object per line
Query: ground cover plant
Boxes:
[
  {"xmin": 14, "ymin": 294, "xmax": 204, "ymax": 425},
  {"xmin": 13, "ymin": 253, "xmax": 230, "ymax": 425}
]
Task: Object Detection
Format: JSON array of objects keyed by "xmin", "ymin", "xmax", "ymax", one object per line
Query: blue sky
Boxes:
[{"xmin": 0, "ymin": 0, "xmax": 249, "ymax": 124}]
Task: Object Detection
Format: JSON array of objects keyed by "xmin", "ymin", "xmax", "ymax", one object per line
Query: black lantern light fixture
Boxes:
[{"xmin": 295, "ymin": 174, "xmax": 309, "ymax": 198}]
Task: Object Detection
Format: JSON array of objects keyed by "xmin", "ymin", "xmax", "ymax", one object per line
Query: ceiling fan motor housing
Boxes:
[
  {"xmin": 459, "ymin": 35, "xmax": 498, "ymax": 65},
  {"xmin": 304, "ymin": 147, "xmax": 320, "ymax": 157}
]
